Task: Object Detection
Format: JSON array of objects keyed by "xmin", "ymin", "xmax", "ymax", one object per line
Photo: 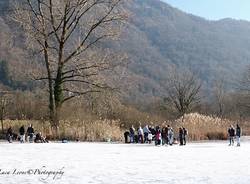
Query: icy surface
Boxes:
[{"xmin": 1, "ymin": 139, "xmax": 250, "ymax": 184}]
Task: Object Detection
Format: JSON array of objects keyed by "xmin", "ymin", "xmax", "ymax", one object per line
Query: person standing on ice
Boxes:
[
  {"xmin": 6, "ymin": 126, "xmax": 13, "ymax": 143},
  {"xmin": 161, "ymin": 125, "xmax": 168, "ymax": 145},
  {"xmin": 168, "ymin": 127, "xmax": 174, "ymax": 146},
  {"xmin": 179, "ymin": 127, "xmax": 184, "ymax": 146},
  {"xmin": 129, "ymin": 125, "xmax": 135, "ymax": 143},
  {"xmin": 183, "ymin": 127, "xmax": 188, "ymax": 145},
  {"xmin": 236, "ymin": 124, "xmax": 241, "ymax": 147},
  {"xmin": 148, "ymin": 131, "xmax": 153, "ymax": 144},
  {"xmin": 27, "ymin": 124, "xmax": 34, "ymax": 143},
  {"xmin": 124, "ymin": 131, "xmax": 130, "ymax": 143},
  {"xmin": 19, "ymin": 125, "xmax": 25, "ymax": 143},
  {"xmin": 149, "ymin": 126, "xmax": 156, "ymax": 140},
  {"xmin": 138, "ymin": 126, "xmax": 144, "ymax": 143},
  {"xmin": 166, "ymin": 125, "xmax": 170, "ymax": 145},
  {"xmin": 228, "ymin": 125, "xmax": 235, "ymax": 146},
  {"xmin": 143, "ymin": 125, "xmax": 150, "ymax": 143},
  {"xmin": 155, "ymin": 126, "xmax": 162, "ymax": 146}
]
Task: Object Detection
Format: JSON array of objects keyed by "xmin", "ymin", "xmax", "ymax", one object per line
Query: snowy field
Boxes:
[{"xmin": 1, "ymin": 138, "xmax": 250, "ymax": 184}]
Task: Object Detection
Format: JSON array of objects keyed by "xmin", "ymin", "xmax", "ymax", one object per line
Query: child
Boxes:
[{"xmin": 148, "ymin": 132, "xmax": 153, "ymax": 144}]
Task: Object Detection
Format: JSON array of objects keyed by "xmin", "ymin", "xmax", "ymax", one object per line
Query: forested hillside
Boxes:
[{"xmin": 0, "ymin": 0, "xmax": 250, "ymax": 104}]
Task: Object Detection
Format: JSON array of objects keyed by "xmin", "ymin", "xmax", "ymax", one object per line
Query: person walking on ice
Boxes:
[
  {"xmin": 228, "ymin": 125, "xmax": 235, "ymax": 146},
  {"xmin": 236, "ymin": 124, "xmax": 241, "ymax": 147}
]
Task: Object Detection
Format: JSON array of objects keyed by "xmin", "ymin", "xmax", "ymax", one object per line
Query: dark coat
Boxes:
[
  {"xmin": 179, "ymin": 128, "xmax": 184, "ymax": 138},
  {"xmin": 27, "ymin": 127, "xmax": 34, "ymax": 135},
  {"xmin": 228, "ymin": 128, "xmax": 235, "ymax": 137},
  {"xmin": 236, "ymin": 127, "xmax": 241, "ymax": 137},
  {"xmin": 129, "ymin": 127, "xmax": 135, "ymax": 135},
  {"xmin": 19, "ymin": 126, "xmax": 25, "ymax": 135},
  {"xmin": 7, "ymin": 127, "xmax": 13, "ymax": 136}
]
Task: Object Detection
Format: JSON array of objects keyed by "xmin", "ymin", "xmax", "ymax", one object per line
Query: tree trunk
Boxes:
[
  {"xmin": 51, "ymin": 108, "xmax": 60, "ymax": 139},
  {"xmin": 54, "ymin": 66, "xmax": 63, "ymax": 109},
  {"xmin": 43, "ymin": 42, "xmax": 57, "ymax": 137},
  {"xmin": 52, "ymin": 66, "xmax": 64, "ymax": 138}
]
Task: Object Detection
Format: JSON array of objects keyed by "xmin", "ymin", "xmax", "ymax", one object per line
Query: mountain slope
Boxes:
[{"xmin": 0, "ymin": 0, "xmax": 250, "ymax": 104}]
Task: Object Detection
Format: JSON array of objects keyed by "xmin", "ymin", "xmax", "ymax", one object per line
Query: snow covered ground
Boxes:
[{"xmin": 1, "ymin": 138, "xmax": 250, "ymax": 184}]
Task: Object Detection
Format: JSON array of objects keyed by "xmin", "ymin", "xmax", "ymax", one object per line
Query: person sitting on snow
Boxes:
[{"xmin": 34, "ymin": 132, "xmax": 43, "ymax": 143}]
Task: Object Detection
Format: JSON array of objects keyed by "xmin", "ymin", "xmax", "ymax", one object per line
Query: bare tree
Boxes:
[
  {"xmin": 12, "ymin": 0, "xmax": 127, "ymax": 134},
  {"xmin": 212, "ymin": 78, "xmax": 226, "ymax": 118},
  {"xmin": 164, "ymin": 68, "xmax": 202, "ymax": 120},
  {"xmin": 0, "ymin": 91, "xmax": 11, "ymax": 133}
]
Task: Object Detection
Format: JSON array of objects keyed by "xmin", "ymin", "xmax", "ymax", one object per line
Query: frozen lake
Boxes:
[{"xmin": 0, "ymin": 139, "xmax": 250, "ymax": 184}]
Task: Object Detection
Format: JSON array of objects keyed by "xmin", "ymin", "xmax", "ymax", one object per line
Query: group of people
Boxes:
[
  {"xmin": 124, "ymin": 124, "xmax": 188, "ymax": 146},
  {"xmin": 228, "ymin": 124, "xmax": 241, "ymax": 146},
  {"xmin": 6, "ymin": 124, "xmax": 49, "ymax": 143}
]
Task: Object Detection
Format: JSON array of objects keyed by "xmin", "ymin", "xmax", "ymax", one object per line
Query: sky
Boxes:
[{"xmin": 162, "ymin": 0, "xmax": 250, "ymax": 21}]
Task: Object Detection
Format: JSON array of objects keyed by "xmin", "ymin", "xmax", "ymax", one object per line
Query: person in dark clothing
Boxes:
[
  {"xmin": 179, "ymin": 127, "xmax": 184, "ymax": 146},
  {"xmin": 124, "ymin": 131, "xmax": 130, "ymax": 143},
  {"xmin": 134, "ymin": 134, "xmax": 139, "ymax": 143},
  {"xmin": 228, "ymin": 125, "xmax": 235, "ymax": 146},
  {"xmin": 149, "ymin": 126, "xmax": 156, "ymax": 140},
  {"xmin": 155, "ymin": 126, "xmax": 162, "ymax": 146},
  {"xmin": 35, "ymin": 132, "xmax": 48, "ymax": 143},
  {"xmin": 166, "ymin": 125, "xmax": 170, "ymax": 145},
  {"xmin": 27, "ymin": 124, "xmax": 34, "ymax": 143},
  {"xmin": 236, "ymin": 124, "xmax": 241, "ymax": 147},
  {"xmin": 6, "ymin": 126, "xmax": 13, "ymax": 143},
  {"xmin": 35, "ymin": 132, "xmax": 42, "ymax": 143},
  {"xmin": 161, "ymin": 126, "xmax": 168, "ymax": 145},
  {"xmin": 183, "ymin": 127, "xmax": 188, "ymax": 145},
  {"xmin": 62, "ymin": 138, "xmax": 68, "ymax": 143},
  {"xmin": 19, "ymin": 125, "xmax": 25, "ymax": 143},
  {"xmin": 129, "ymin": 125, "xmax": 135, "ymax": 143}
]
